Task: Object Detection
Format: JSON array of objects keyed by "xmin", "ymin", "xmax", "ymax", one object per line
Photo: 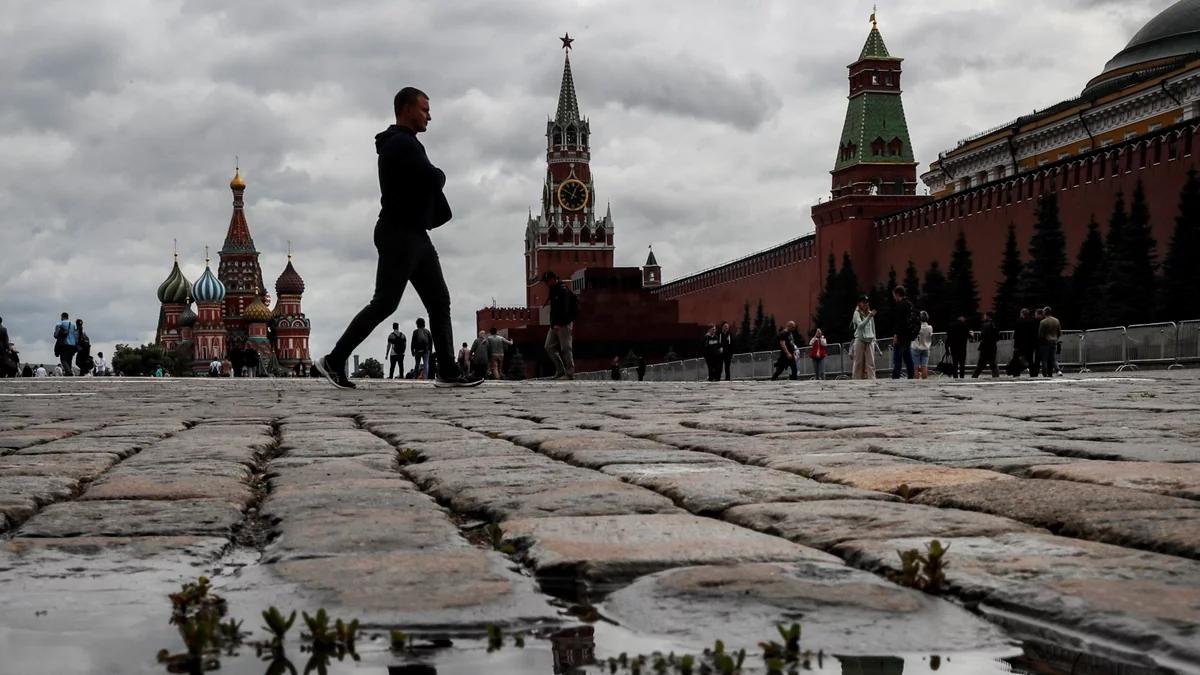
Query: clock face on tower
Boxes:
[{"xmin": 557, "ymin": 179, "xmax": 588, "ymax": 212}]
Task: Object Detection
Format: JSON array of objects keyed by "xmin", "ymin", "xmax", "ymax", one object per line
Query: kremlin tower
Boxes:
[{"xmin": 153, "ymin": 168, "xmax": 312, "ymax": 375}]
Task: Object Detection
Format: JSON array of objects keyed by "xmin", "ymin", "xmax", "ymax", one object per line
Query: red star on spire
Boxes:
[{"xmin": 560, "ymin": 33, "xmax": 574, "ymax": 50}]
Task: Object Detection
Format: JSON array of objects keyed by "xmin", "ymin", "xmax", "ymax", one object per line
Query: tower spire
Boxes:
[{"xmin": 555, "ymin": 34, "xmax": 581, "ymax": 125}]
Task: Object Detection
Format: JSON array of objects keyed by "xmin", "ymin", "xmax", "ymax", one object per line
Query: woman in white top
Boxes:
[{"xmin": 912, "ymin": 311, "xmax": 933, "ymax": 380}]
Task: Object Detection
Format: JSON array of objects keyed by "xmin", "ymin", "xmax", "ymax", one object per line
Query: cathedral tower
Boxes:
[
  {"xmin": 525, "ymin": 34, "xmax": 615, "ymax": 308},
  {"xmin": 272, "ymin": 252, "xmax": 312, "ymax": 370},
  {"xmin": 218, "ymin": 168, "xmax": 267, "ymax": 344}
]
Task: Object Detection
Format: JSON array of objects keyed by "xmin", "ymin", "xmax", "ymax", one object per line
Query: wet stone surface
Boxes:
[{"xmin": 0, "ymin": 374, "xmax": 1199, "ymax": 674}]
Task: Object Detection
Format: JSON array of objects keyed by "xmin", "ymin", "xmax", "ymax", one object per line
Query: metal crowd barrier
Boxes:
[
  {"xmin": 1080, "ymin": 327, "xmax": 1128, "ymax": 373},
  {"xmin": 1057, "ymin": 330, "xmax": 1084, "ymax": 371},
  {"xmin": 1125, "ymin": 322, "xmax": 1177, "ymax": 369},
  {"xmin": 1178, "ymin": 320, "xmax": 1200, "ymax": 367}
]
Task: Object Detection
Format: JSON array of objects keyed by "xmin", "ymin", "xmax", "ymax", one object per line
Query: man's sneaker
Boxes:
[
  {"xmin": 313, "ymin": 355, "xmax": 356, "ymax": 390},
  {"xmin": 434, "ymin": 373, "xmax": 484, "ymax": 388}
]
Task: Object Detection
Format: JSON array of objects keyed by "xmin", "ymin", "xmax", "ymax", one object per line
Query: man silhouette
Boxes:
[{"xmin": 315, "ymin": 87, "xmax": 482, "ymax": 389}]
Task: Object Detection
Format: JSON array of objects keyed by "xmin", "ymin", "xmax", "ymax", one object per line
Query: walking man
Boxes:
[
  {"xmin": 542, "ymin": 271, "xmax": 577, "ymax": 379},
  {"xmin": 470, "ymin": 331, "xmax": 489, "ymax": 379},
  {"xmin": 411, "ymin": 318, "xmax": 432, "ymax": 380},
  {"xmin": 771, "ymin": 321, "xmax": 799, "ymax": 380},
  {"xmin": 972, "ymin": 311, "xmax": 1001, "ymax": 378},
  {"xmin": 53, "ymin": 312, "xmax": 77, "ymax": 376},
  {"xmin": 1029, "ymin": 307, "xmax": 1045, "ymax": 377},
  {"xmin": 703, "ymin": 325, "xmax": 722, "ymax": 382},
  {"xmin": 486, "ymin": 327, "xmax": 512, "ymax": 380},
  {"xmin": 1039, "ymin": 306, "xmax": 1062, "ymax": 378},
  {"xmin": 1013, "ymin": 308, "xmax": 1037, "ymax": 377},
  {"xmin": 386, "ymin": 322, "xmax": 407, "ymax": 379},
  {"xmin": 891, "ymin": 286, "xmax": 916, "ymax": 380},
  {"xmin": 314, "ymin": 87, "xmax": 481, "ymax": 389},
  {"xmin": 851, "ymin": 296, "xmax": 877, "ymax": 379},
  {"xmin": 946, "ymin": 315, "xmax": 970, "ymax": 379}
]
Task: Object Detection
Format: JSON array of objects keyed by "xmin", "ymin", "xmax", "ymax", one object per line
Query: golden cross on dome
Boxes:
[
  {"xmin": 204, "ymin": 245, "xmax": 210, "ymax": 265},
  {"xmin": 287, "ymin": 240, "xmax": 293, "ymax": 260},
  {"xmin": 560, "ymin": 33, "xmax": 574, "ymax": 50},
  {"xmin": 173, "ymin": 238, "xmax": 178, "ymax": 260},
  {"xmin": 870, "ymin": 5, "xmax": 878, "ymax": 27}
]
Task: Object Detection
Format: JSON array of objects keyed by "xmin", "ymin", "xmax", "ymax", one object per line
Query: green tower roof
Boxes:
[
  {"xmin": 834, "ymin": 93, "xmax": 915, "ymax": 171},
  {"xmin": 859, "ymin": 26, "xmax": 892, "ymax": 60}
]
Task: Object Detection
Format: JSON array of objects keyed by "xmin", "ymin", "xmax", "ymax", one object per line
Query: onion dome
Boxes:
[
  {"xmin": 244, "ymin": 296, "xmax": 273, "ymax": 323},
  {"xmin": 156, "ymin": 257, "xmax": 191, "ymax": 304},
  {"xmin": 178, "ymin": 302, "xmax": 197, "ymax": 328},
  {"xmin": 230, "ymin": 168, "xmax": 246, "ymax": 190},
  {"xmin": 192, "ymin": 262, "xmax": 226, "ymax": 303},
  {"xmin": 275, "ymin": 257, "xmax": 305, "ymax": 296}
]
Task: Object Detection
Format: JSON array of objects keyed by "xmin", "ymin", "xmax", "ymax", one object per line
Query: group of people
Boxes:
[
  {"xmin": 464, "ymin": 327, "xmax": 513, "ymax": 380},
  {"xmin": 384, "ymin": 318, "xmax": 435, "ymax": 379},
  {"xmin": 0, "ymin": 313, "xmax": 110, "ymax": 378}
]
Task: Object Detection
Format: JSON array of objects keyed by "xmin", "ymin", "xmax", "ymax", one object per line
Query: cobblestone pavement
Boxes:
[{"xmin": 1, "ymin": 374, "xmax": 1199, "ymax": 674}]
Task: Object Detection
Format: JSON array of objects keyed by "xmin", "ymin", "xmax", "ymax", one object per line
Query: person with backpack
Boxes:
[
  {"xmin": 73, "ymin": 319, "xmax": 94, "ymax": 376},
  {"xmin": 385, "ymin": 322, "xmax": 407, "ymax": 379},
  {"xmin": 53, "ymin": 312, "xmax": 77, "ymax": 376},
  {"xmin": 809, "ymin": 328, "xmax": 829, "ymax": 380},
  {"xmin": 469, "ymin": 331, "xmax": 489, "ymax": 379},
  {"xmin": 912, "ymin": 312, "xmax": 933, "ymax": 380},
  {"xmin": 891, "ymin": 286, "xmax": 917, "ymax": 380},
  {"xmin": 410, "ymin": 318, "xmax": 432, "ymax": 380},
  {"xmin": 542, "ymin": 271, "xmax": 578, "ymax": 379},
  {"xmin": 486, "ymin": 327, "xmax": 513, "ymax": 380},
  {"xmin": 972, "ymin": 311, "xmax": 1001, "ymax": 378}
]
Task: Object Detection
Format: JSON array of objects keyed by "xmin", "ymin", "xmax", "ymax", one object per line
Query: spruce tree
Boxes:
[
  {"xmin": 946, "ymin": 230, "xmax": 981, "ymax": 325},
  {"xmin": 1020, "ymin": 193, "xmax": 1068, "ymax": 314},
  {"xmin": 836, "ymin": 252, "xmax": 861, "ymax": 336},
  {"xmin": 813, "ymin": 254, "xmax": 844, "ymax": 342},
  {"xmin": 903, "ymin": 260, "xmax": 922, "ymax": 307},
  {"xmin": 1068, "ymin": 216, "xmax": 1107, "ymax": 329},
  {"xmin": 1161, "ymin": 169, "xmax": 1200, "ymax": 320},
  {"xmin": 992, "ymin": 224, "xmax": 1022, "ymax": 330},
  {"xmin": 736, "ymin": 302, "xmax": 752, "ymax": 352},
  {"xmin": 922, "ymin": 260, "xmax": 950, "ymax": 326},
  {"xmin": 1120, "ymin": 180, "xmax": 1159, "ymax": 324}
]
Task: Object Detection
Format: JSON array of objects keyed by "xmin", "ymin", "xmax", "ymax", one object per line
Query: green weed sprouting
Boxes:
[
  {"xmin": 397, "ymin": 447, "xmax": 424, "ymax": 465},
  {"xmin": 485, "ymin": 523, "xmax": 517, "ymax": 554},
  {"xmin": 891, "ymin": 539, "xmax": 952, "ymax": 594},
  {"xmin": 262, "ymin": 606, "xmax": 296, "ymax": 647}
]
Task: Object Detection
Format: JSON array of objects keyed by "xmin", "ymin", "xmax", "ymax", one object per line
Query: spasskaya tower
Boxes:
[{"xmin": 524, "ymin": 34, "xmax": 615, "ymax": 308}]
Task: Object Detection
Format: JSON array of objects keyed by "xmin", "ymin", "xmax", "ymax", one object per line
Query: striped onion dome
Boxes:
[
  {"xmin": 156, "ymin": 258, "xmax": 191, "ymax": 304},
  {"xmin": 275, "ymin": 258, "xmax": 305, "ymax": 296},
  {"xmin": 244, "ymin": 296, "xmax": 273, "ymax": 323},
  {"xmin": 178, "ymin": 303, "xmax": 197, "ymax": 328},
  {"xmin": 192, "ymin": 263, "xmax": 226, "ymax": 303}
]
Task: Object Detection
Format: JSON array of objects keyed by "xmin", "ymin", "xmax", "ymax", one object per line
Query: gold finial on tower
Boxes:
[
  {"xmin": 287, "ymin": 240, "xmax": 293, "ymax": 260},
  {"xmin": 173, "ymin": 238, "xmax": 178, "ymax": 260},
  {"xmin": 230, "ymin": 156, "xmax": 246, "ymax": 189},
  {"xmin": 870, "ymin": 4, "xmax": 878, "ymax": 28},
  {"xmin": 204, "ymin": 245, "xmax": 210, "ymax": 265}
]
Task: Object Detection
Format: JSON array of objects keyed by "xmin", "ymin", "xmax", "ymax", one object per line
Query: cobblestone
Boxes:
[{"xmin": 1, "ymin": 374, "xmax": 1199, "ymax": 670}]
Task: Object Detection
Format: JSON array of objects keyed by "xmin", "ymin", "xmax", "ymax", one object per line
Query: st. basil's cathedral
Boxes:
[{"xmin": 154, "ymin": 170, "xmax": 312, "ymax": 374}]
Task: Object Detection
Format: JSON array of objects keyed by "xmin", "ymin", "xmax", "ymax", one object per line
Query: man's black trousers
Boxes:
[{"xmin": 330, "ymin": 225, "xmax": 458, "ymax": 378}]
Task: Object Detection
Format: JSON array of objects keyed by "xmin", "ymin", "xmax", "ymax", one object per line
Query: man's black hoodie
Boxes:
[{"xmin": 375, "ymin": 125, "xmax": 452, "ymax": 231}]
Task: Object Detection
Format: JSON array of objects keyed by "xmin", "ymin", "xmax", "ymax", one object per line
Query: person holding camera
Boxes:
[{"xmin": 850, "ymin": 296, "xmax": 877, "ymax": 379}]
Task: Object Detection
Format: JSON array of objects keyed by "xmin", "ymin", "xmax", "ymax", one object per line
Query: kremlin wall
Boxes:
[{"xmin": 480, "ymin": 4, "xmax": 1200, "ymax": 377}]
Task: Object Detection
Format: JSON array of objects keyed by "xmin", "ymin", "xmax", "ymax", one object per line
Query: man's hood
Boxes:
[{"xmin": 375, "ymin": 125, "xmax": 414, "ymax": 153}]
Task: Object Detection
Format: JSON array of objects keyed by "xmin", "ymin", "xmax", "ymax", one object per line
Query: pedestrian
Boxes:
[
  {"xmin": 771, "ymin": 321, "xmax": 799, "ymax": 380},
  {"xmin": 470, "ymin": 331, "xmax": 489, "ymax": 379},
  {"xmin": 610, "ymin": 357, "xmax": 622, "ymax": 381},
  {"xmin": 891, "ymin": 287, "xmax": 917, "ymax": 380},
  {"xmin": 809, "ymin": 328, "xmax": 828, "ymax": 380},
  {"xmin": 1039, "ymin": 306, "xmax": 1062, "ymax": 378},
  {"xmin": 74, "ymin": 319, "xmax": 94, "ymax": 376},
  {"xmin": 1029, "ymin": 307, "xmax": 1045, "ymax": 377},
  {"xmin": 90, "ymin": 350, "xmax": 106, "ymax": 376},
  {"xmin": 1013, "ymin": 308, "xmax": 1038, "ymax": 377},
  {"xmin": 636, "ymin": 354, "xmax": 647, "ymax": 382},
  {"xmin": 312, "ymin": 87, "xmax": 481, "ymax": 389},
  {"xmin": 410, "ymin": 318, "xmax": 432, "ymax": 380},
  {"xmin": 36, "ymin": 364, "xmax": 48, "ymax": 377},
  {"xmin": 386, "ymin": 322, "xmax": 407, "ymax": 379},
  {"xmin": 912, "ymin": 312, "xmax": 933, "ymax": 380},
  {"xmin": 851, "ymin": 296, "xmax": 877, "ymax": 380},
  {"xmin": 972, "ymin": 311, "xmax": 1001, "ymax": 378},
  {"xmin": 53, "ymin": 312, "xmax": 78, "ymax": 376},
  {"xmin": 486, "ymin": 327, "xmax": 512, "ymax": 380},
  {"xmin": 718, "ymin": 321, "xmax": 734, "ymax": 381},
  {"xmin": 154, "ymin": 365, "xmax": 164, "ymax": 378},
  {"xmin": 23, "ymin": 364, "xmax": 34, "ymax": 378},
  {"xmin": 209, "ymin": 358, "xmax": 222, "ymax": 377},
  {"xmin": 457, "ymin": 341, "xmax": 471, "ymax": 374},
  {"xmin": 542, "ymin": 271, "xmax": 578, "ymax": 380},
  {"xmin": 946, "ymin": 315, "xmax": 969, "ymax": 379},
  {"xmin": 703, "ymin": 324, "xmax": 722, "ymax": 382},
  {"xmin": 0, "ymin": 317, "xmax": 9, "ymax": 371}
]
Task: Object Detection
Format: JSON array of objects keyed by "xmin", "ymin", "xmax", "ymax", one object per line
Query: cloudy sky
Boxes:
[{"xmin": 0, "ymin": 0, "xmax": 1173, "ymax": 368}]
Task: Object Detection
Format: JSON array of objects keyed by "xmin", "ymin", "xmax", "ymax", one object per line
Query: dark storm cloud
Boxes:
[{"xmin": 0, "ymin": 0, "xmax": 1175, "ymax": 366}]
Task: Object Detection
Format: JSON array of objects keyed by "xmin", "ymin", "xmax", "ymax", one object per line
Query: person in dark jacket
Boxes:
[
  {"xmin": 1012, "ymin": 308, "xmax": 1038, "ymax": 377},
  {"xmin": 543, "ymin": 271, "xmax": 577, "ymax": 379},
  {"xmin": 946, "ymin": 315, "xmax": 970, "ymax": 379},
  {"xmin": 972, "ymin": 311, "xmax": 1001, "ymax": 378},
  {"xmin": 703, "ymin": 325, "xmax": 722, "ymax": 382},
  {"xmin": 718, "ymin": 321, "xmax": 734, "ymax": 381},
  {"xmin": 771, "ymin": 321, "xmax": 799, "ymax": 381},
  {"xmin": 891, "ymin": 286, "xmax": 916, "ymax": 380},
  {"xmin": 315, "ymin": 87, "xmax": 481, "ymax": 390}
]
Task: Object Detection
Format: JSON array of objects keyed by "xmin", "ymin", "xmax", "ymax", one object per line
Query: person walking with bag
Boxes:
[
  {"xmin": 912, "ymin": 312, "xmax": 933, "ymax": 380},
  {"xmin": 542, "ymin": 271, "xmax": 578, "ymax": 379},
  {"xmin": 718, "ymin": 321, "xmax": 734, "ymax": 381},
  {"xmin": 53, "ymin": 312, "xmax": 77, "ymax": 376},
  {"xmin": 74, "ymin": 319, "xmax": 94, "ymax": 376},
  {"xmin": 809, "ymin": 328, "xmax": 828, "ymax": 380},
  {"xmin": 385, "ymin": 322, "xmax": 407, "ymax": 379}
]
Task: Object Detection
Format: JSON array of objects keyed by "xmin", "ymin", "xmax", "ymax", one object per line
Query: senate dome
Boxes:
[{"xmin": 1092, "ymin": 0, "xmax": 1200, "ymax": 88}]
